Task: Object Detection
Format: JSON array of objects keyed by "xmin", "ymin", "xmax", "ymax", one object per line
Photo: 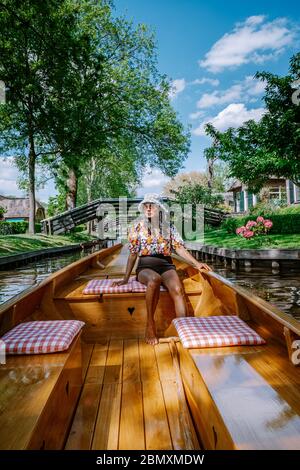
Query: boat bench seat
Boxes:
[
  {"xmin": 53, "ymin": 277, "xmax": 202, "ymax": 342},
  {"xmin": 178, "ymin": 341, "xmax": 300, "ymax": 450},
  {"xmin": 0, "ymin": 331, "xmax": 82, "ymax": 450},
  {"xmin": 53, "ymin": 275, "xmax": 202, "ymax": 301}
]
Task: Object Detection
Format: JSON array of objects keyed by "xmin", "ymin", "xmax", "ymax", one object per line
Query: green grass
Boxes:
[
  {"xmin": 194, "ymin": 228, "xmax": 300, "ymax": 249},
  {"xmin": 0, "ymin": 232, "xmax": 95, "ymax": 257}
]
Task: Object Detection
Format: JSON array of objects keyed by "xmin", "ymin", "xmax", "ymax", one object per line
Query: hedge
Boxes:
[
  {"xmin": 222, "ymin": 213, "xmax": 300, "ymax": 235},
  {"xmin": 0, "ymin": 221, "xmax": 42, "ymax": 235}
]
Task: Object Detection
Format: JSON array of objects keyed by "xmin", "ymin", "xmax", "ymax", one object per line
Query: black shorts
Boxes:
[{"xmin": 136, "ymin": 254, "xmax": 176, "ymax": 278}]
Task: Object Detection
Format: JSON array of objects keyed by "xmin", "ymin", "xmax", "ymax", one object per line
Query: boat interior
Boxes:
[{"xmin": 0, "ymin": 243, "xmax": 300, "ymax": 450}]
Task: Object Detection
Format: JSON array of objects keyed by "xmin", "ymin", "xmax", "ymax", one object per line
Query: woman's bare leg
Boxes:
[
  {"xmin": 137, "ymin": 268, "xmax": 162, "ymax": 345},
  {"xmin": 161, "ymin": 269, "xmax": 187, "ymax": 317}
]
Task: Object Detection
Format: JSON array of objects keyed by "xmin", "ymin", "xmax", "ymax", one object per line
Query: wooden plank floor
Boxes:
[{"xmin": 65, "ymin": 339, "xmax": 199, "ymax": 450}]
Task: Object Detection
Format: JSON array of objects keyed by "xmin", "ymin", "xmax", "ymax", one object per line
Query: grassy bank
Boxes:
[
  {"xmin": 194, "ymin": 228, "xmax": 300, "ymax": 249},
  {"xmin": 0, "ymin": 232, "xmax": 95, "ymax": 257}
]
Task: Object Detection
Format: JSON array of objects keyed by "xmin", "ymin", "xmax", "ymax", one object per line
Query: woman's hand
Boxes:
[
  {"xmin": 194, "ymin": 262, "xmax": 212, "ymax": 271},
  {"xmin": 111, "ymin": 278, "xmax": 130, "ymax": 287},
  {"xmin": 175, "ymin": 246, "xmax": 212, "ymax": 272}
]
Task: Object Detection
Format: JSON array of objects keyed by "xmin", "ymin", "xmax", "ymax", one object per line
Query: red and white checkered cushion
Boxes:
[
  {"xmin": 83, "ymin": 278, "xmax": 133, "ymax": 294},
  {"xmin": 1, "ymin": 320, "xmax": 85, "ymax": 355},
  {"xmin": 173, "ymin": 315, "xmax": 266, "ymax": 349},
  {"xmin": 82, "ymin": 278, "xmax": 167, "ymax": 294}
]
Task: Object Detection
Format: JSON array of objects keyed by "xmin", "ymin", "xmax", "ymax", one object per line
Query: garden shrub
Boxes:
[
  {"xmin": 222, "ymin": 212, "xmax": 300, "ymax": 235},
  {"xmin": 0, "ymin": 221, "xmax": 42, "ymax": 235}
]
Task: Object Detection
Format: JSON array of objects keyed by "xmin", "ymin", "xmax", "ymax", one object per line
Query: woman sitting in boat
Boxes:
[{"xmin": 114, "ymin": 193, "xmax": 211, "ymax": 345}]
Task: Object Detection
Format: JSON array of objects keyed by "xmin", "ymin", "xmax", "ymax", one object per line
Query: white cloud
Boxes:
[
  {"xmin": 243, "ymin": 75, "xmax": 266, "ymax": 96},
  {"xmin": 196, "ymin": 75, "xmax": 266, "ymax": 109},
  {"xmin": 199, "ymin": 16, "xmax": 296, "ymax": 73},
  {"xmin": 197, "ymin": 84, "xmax": 242, "ymax": 109},
  {"xmin": 191, "ymin": 78, "xmax": 220, "ymax": 87},
  {"xmin": 0, "ymin": 157, "xmax": 23, "ymax": 196},
  {"xmin": 168, "ymin": 78, "xmax": 186, "ymax": 99},
  {"xmin": 193, "ymin": 103, "xmax": 266, "ymax": 136},
  {"xmin": 189, "ymin": 110, "xmax": 205, "ymax": 120},
  {"xmin": 137, "ymin": 168, "xmax": 170, "ymax": 196},
  {"xmin": 243, "ymin": 15, "xmax": 266, "ymax": 27},
  {"xmin": 0, "ymin": 156, "xmax": 56, "ymax": 202}
]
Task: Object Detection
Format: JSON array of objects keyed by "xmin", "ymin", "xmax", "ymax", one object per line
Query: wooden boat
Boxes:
[{"xmin": 0, "ymin": 242, "xmax": 300, "ymax": 450}]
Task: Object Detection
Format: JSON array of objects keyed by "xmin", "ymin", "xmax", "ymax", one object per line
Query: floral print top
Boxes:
[{"xmin": 128, "ymin": 219, "xmax": 185, "ymax": 256}]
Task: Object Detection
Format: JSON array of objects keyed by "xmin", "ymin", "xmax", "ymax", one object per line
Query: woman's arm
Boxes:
[
  {"xmin": 175, "ymin": 245, "xmax": 212, "ymax": 271},
  {"xmin": 112, "ymin": 253, "xmax": 138, "ymax": 286}
]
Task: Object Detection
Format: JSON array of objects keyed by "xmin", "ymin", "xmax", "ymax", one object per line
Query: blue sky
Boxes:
[{"xmin": 1, "ymin": 0, "xmax": 299, "ymax": 200}]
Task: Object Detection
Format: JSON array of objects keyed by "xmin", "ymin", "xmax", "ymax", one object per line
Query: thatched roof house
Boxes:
[{"xmin": 0, "ymin": 195, "xmax": 45, "ymax": 221}]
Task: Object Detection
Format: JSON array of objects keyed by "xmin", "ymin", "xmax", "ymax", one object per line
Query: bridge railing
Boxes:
[{"xmin": 41, "ymin": 198, "xmax": 228, "ymax": 236}]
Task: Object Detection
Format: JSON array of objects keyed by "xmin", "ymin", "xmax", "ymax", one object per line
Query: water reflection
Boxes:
[
  {"xmin": 0, "ymin": 248, "xmax": 300, "ymax": 322},
  {"xmin": 211, "ymin": 260, "xmax": 300, "ymax": 321},
  {"xmin": 0, "ymin": 248, "xmax": 95, "ymax": 305},
  {"xmin": 9, "ymin": 366, "xmax": 51, "ymax": 385}
]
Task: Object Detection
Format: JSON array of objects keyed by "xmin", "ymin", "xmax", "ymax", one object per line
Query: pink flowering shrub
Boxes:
[{"xmin": 236, "ymin": 216, "xmax": 273, "ymax": 239}]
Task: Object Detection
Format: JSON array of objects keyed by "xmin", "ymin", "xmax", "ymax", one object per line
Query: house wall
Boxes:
[
  {"xmin": 0, "ymin": 196, "xmax": 45, "ymax": 221},
  {"xmin": 232, "ymin": 179, "xmax": 299, "ymax": 213}
]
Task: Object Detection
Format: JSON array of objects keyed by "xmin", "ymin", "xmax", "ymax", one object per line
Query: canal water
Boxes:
[
  {"xmin": 211, "ymin": 261, "xmax": 300, "ymax": 322},
  {"xmin": 0, "ymin": 248, "xmax": 95, "ymax": 306},
  {"xmin": 0, "ymin": 248, "xmax": 299, "ymax": 322}
]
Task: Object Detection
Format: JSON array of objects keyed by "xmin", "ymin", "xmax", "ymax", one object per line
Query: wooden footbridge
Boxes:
[{"xmin": 41, "ymin": 197, "xmax": 226, "ymax": 236}]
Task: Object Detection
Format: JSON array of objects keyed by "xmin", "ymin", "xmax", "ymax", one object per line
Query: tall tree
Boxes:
[
  {"xmin": 204, "ymin": 125, "xmax": 219, "ymax": 190},
  {"xmin": 0, "ymin": 0, "xmax": 85, "ymax": 231},
  {"xmin": 0, "ymin": 0, "xmax": 190, "ymax": 227},
  {"xmin": 163, "ymin": 171, "xmax": 208, "ymax": 198},
  {"xmin": 46, "ymin": 0, "xmax": 190, "ymax": 209},
  {"xmin": 77, "ymin": 143, "xmax": 141, "ymax": 206},
  {"xmin": 0, "ymin": 1, "xmax": 54, "ymax": 232},
  {"xmin": 204, "ymin": 53, "xmax": 300, "ymax": 192}
]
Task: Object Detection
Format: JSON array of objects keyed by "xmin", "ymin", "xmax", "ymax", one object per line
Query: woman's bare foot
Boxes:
[{"xmin": 145, "ymin": 321, "xmax": 158, "ymax": 346}]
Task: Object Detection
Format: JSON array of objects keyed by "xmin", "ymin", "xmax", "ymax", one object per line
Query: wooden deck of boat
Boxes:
[
  {"xmin": 65, "ymin": 339, "xmax": 200, "ymax": 450},
  {"xmin": 1, "ymin": 242, "xmax": 300, "ymax": 450}
]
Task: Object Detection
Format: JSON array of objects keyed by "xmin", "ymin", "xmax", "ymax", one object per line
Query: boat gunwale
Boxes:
[
  {"xmin": 1, "ymin": 243, "xmax": 299, "ymax": 340},
  {"xmin": 204, "ymin": 270, "xmax": 300, "ymax": 337},
  {"xmin": 0, "ymin": 243, "xmax": 122, "ymax": 315}
]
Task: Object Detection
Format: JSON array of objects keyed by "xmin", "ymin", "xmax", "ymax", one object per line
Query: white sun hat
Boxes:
[{"xmin": 138, "ymin": 193, "xmax": 168, "ymax": 213}]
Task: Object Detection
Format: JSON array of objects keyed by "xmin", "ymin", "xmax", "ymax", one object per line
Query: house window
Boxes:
[
  {"xmin": 235, "ymin": 192, "xmax": 240, "ymax": 212},
  {"xmin": 5, "ymin": 218, "xmax": 25, "ymax": 222},
  {"xmin": 269, "ymin": 185, "xmax": 286, "ymax": 201}
]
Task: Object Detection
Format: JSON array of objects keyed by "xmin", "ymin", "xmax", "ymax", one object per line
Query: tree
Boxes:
[
  {"xmin": 77, "ymin": 144, "xmax": 140, "ymax": 207},
  {"xmin": 212, "ymin": 161, "xmax": 233, "ymax": 193},
  {"xmin": 203, "ymin": 53, "xmax": 300, "ymax": 192},
  {"xmin": 46, "ymin": 194, "xmax": 66, "ymax": 218},
  {"xmin": 45, "ymin": 0, "xmax": 190, "ymax": 210},
  {"xmin": 0, "ymin": 0, "xmax": 190, "ymax": 232},
  {"xmin": 0, "ymin": 205, "xmax": 7, "ymax": 219},
  {"xmin": 170, "ymin": 183, "xmax": 223, "ymax": 208},
  {"xmin": 1, "ymin": 1, "xmax": 47, "ymax": 232},
  {"xmin": 163, "ymin": 171, "xmax": 208, "ymax": 198},
  {"xmin": 204, "ymin": 124, "xmax": 219, "ymax": 190},
  {"xmin": 0, "ymin": 0, "xmax": 84, "ymax": 232}
]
